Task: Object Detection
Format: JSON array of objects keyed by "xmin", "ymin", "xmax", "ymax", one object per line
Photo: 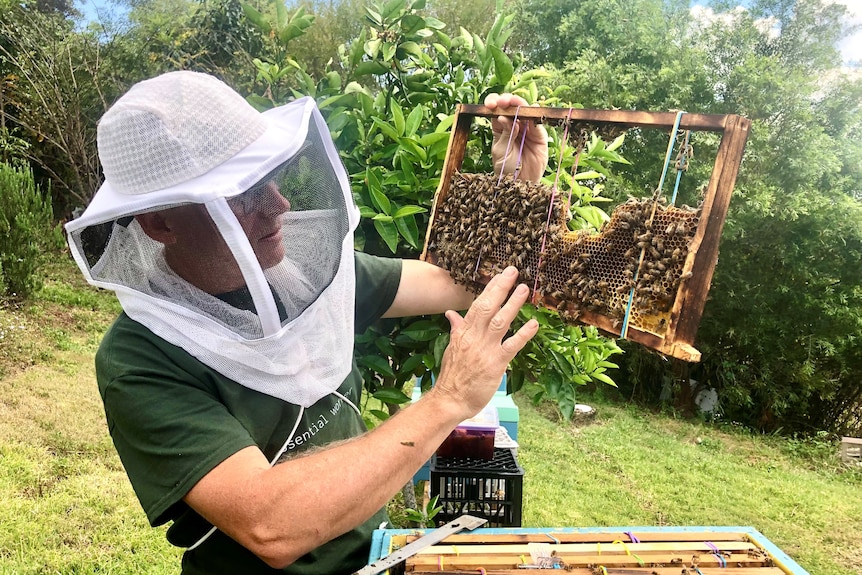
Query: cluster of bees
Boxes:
[
  {"xmin": 426, "ymin": 172, "xmax": 701, "ymax": 335},
  {"xmin": 427, "ymin": 172, "xmax": 561, "ymax": 293}
]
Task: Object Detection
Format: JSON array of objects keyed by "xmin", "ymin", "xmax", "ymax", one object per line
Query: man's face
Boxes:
[
  {"xmin": 149, "ymin": 181, "xmax": 292, "ymax": 293},
  {"xmin": 228, "ymin": 180, "xmax": 292, "ymax": 270}
]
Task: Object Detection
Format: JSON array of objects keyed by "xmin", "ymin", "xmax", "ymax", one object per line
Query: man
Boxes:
[{"xmin": 65, "ymin": 71, "xmax": 548, "ymax": 573}]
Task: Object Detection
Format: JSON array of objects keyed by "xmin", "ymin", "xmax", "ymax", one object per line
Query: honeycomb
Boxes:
[{"xmin": 426, "ymin": 172, "xmax": 701, "ymax": 337}]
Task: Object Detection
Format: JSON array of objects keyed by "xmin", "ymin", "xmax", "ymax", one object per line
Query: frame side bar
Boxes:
[{"xmin": 672, "ymin": 114, "xmax": 751, "ymax": 345}]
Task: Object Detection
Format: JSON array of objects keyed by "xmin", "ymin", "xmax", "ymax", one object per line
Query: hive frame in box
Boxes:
[
  {"xmin": 421, "ymin": 106, "xmax": 751, "ymax": 362},
  {"xmin": 367, "ymin": 526, "xmax": 811, "ymax": 574}
]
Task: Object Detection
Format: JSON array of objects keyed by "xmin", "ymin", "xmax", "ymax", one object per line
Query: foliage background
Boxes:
[{"xmin": 0, "ymin": 0, "xmax": 861, "ymax": 434}]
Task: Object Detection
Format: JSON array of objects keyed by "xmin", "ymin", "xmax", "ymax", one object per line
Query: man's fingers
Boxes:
[
  {"xmin": 471, "ymin": 267, "xmax": 519, "ymax": 314},
  {"xmin": 485, "ymin": 92, "xmax": 529, "ymax": 109},
  {"xmin": 444, "ymin": 309, "xmax": 464, "ymax": 332},
  {"xmin": 489, "ymin": 283, "xmax": 529, "ymax": 334},
  {"xmin": 501, "ymin": 318, "xmax": 539, "ymax": 358}
]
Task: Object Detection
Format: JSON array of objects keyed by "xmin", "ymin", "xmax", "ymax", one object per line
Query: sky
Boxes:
[{"xmin": 77, "ymin": 0, "xmax": 861, "ymax": 67}]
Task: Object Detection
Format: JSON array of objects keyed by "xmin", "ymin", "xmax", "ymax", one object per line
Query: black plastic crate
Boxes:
[{"xmin": 430, "ymin": 447, "xmax": 523, "ymax": 527}]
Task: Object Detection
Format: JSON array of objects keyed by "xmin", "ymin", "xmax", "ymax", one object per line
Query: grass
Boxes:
[
  {"xmin": 1, "ymin": 255, "xmax": 861, "ymax": 574},
  {"xmin": 516, "ymin": 397, "xmax": 862, "ymax": 574}
]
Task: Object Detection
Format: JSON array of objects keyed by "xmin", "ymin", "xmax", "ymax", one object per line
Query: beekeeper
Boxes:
[{"xmin": 65, "ymin": 70, "xmax": 548, "ymax": 574}]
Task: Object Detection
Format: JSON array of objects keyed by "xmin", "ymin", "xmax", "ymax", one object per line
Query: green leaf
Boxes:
[
  {"xmin": 423, "ymin": 16, "xmax": 445, "ymax": 29},
  {"xmin": 400, "ymin": 324, "xmax": 440, "ymax": 341},
  {"xmin": 373, "ymin": 387, "xmax": 412, "ymax": 404},
  {"xmin": 399, "ymin": 353, "xmax": 426, "ymax": 375},
  {"xmin": 405, "ymin": 105, "xmax": 424, "ymax": 137},
  {"xmin": 372, "ymin": 117, "xmax": 400, "ymax": 141},
  {"xmin": 358, "ymin": 206, "xmax": 377, "ymax": 218},
  {"xmin": 344, "ymin": 81, "xmax": 373, "ymax": 97},
  {"xmin": 400, "ymin": 14, "xmax": 425, "ymax": 35},
  {"xmin": 373, "ymin": 219, "xmax": 399, "ymax": 253},
  {"xmin": 592, "ymin": 372, "xmax": 618, "ymax": 387},
  {"xmin": 398, "ymin": 137, "xmax": 428, "ymax": 161},
  {"xmin": 473, "ymin": 33, "xmax": 486, "ymax": 59},
  {"xmin": 435, "ymin": 114, "xmax": 455, "ymax": 133},
  {"xmin": 372, "ymin": 213, "xmax": 393, "ymax": 222},
  {"xmin": 572, "ymin": 205, "xmax": 609, "ymax": 230},
  {"xmin": 364, "ymin": 38, "xmax": 382, "ymax": 59},
  {"xmin": 318, "ymin": 93, "xmax": 354, "ymax": 110},
  {"xmin": 355, "ymin": 60, "xmax": 388, "ymax": 76},
  {"xmin": 246, "ymin": 94, "xmax": 273, "ymax": 112},
  {"xmin": 241, "ymin": 3, "xmax": 271, "ymax": 34},
  {"xmin": 399, "ymin": 155, "xmax": 416, "ymax": 184},
  {"xmin": 417, "ymin": 132, "xmax": 449, "ymax": 147},
  {"xmin": 366, "ymin": 168, "xmax": 391, "ymax": 214},
  {"xmin": 433, "ymin": 332, "xmax": 450, "ymax": 366},
  {"xmin": 350, "ymin": 29, "xmax": 368, "ymax": 68},
  {"xmin": 606, "ymin": 133, "xmax": 626, "ymax": 152},
  {"xmin": 368, "ymin": 409, "xmax": 390, "ymax": 421},
  {"xmin": 572, "ymin": 170, "xmax": 603, "ymax": 181},
  {"xmin": 359, "ymin": 355, "xmax": 395, "ymax": 377},
  {"xmin": 393, "ymin": 205, "xmax": 427, "ymax": 218},
  {"xmin": 398, "ymin": 41, "xmax": 424, "ymax": 60},
  {"xmin": 394, "ymin": 213, "xmax": 420, "ymax": 249},
  {"xmin": 274, "ymin": 0, "xmax": 288, "ymax": 32},
  {"xmin": 364, "ymin": 7, "xmax": 383, "ymax": 27},
  {"xmin": 391, "ymin": 101, "xmax": 405, "ymax": 136},
  {"xmin": 375, "ymin": 336, "xmax": 396, "ymax": 357},
  {"xmin": 382, "ymin": 0, "xmax": 406, "ymax": 20},
  {"xmin": 459, "ymin": 27, "xmax": 474, "ymax": 50},
  {"xmin": 382, "ymin": 41, "xmax": 397, "ymax": 62}
]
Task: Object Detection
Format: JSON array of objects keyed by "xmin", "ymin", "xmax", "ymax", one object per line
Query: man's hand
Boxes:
[
  {"xmin": 485, "ymin": 93, "xmax": 549, "ymax": 183},
  {"xmin": 432, "ymin": 266, "xmax": 539, "ymax": 418}
]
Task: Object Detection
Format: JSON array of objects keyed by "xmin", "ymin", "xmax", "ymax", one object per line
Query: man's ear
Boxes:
[{"xmin": 135, "ymin": 211, "xmax": 176, "ymax": 244}]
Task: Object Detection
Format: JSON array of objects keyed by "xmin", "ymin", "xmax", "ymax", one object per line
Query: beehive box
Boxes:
[
  {"xmin": 422, "ymin": 107, "xmax": 751, "ymax": 362},
  {"xmin": 840, "ymin": 436, "xmax": 862, "ymax": 464},
  {"xmin": 367, "ymin": 526, "xmax": 811, "ymax": 574}
]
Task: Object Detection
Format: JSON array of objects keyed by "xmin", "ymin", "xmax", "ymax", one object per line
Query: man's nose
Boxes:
[{"xmin": 263, "ymin": 181, "xmax": 291, "ymax": 214}]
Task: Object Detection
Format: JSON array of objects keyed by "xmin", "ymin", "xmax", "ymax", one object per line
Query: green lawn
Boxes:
[
  {"xmin": 1, "ymin": 261, "xmax": 860, "ymax": 574},
  {"xmin": 515, "ymin": 395, "xmax": 862, "ymax": 574}
]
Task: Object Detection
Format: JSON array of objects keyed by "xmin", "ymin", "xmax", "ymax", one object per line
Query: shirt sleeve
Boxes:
[
  {"xmin": 353, "ymin": 251, "xmax": 402, "ymax": 333},
  {"xmin": 96, "ymin": 317, "xmax": 257, "ymax": 526}
]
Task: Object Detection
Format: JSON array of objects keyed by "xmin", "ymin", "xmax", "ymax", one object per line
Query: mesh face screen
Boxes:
[
  {"xmin": 70, "ymin": 121, "xmax": 350, "ymax": 339},
  {"xmin": 427, "ymin": 172, "xmax": 701, "ymax": 337},
  {"xmin": 255, "ymin": 121, "xmax": 349, "ymax": 326}
]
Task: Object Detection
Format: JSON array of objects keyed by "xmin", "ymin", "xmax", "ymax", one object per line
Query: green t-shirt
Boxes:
[{"xmin": 96, "ymin": 252, "xmax": 402, "ymax": 575}]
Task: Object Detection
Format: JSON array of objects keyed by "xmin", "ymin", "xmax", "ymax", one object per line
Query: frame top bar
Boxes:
[{"xmin": 460, "ymin": 104, "xmax": 733, "ymax": 132}]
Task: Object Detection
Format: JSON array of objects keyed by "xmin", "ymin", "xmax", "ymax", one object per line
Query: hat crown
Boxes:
[{"xmin": 97, "ymin": 71, "xmax": 267, "ymax": 195}]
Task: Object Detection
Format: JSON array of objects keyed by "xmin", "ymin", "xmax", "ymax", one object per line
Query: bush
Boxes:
[{"xmin": 0, "ymin": 162, "xmax": 63, "ymax": 299}]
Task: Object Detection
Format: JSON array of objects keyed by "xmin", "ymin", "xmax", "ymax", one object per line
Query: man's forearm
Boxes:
[
  {"xmin": 186, "ymin": 387, "xmax": 465, "ymax": 568},
  {"xmin": 383, "ymin": 259, "xmax": 475, "ymax": 318}
]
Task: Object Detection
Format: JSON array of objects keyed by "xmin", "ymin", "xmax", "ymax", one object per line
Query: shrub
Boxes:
[{"xmin": 0, "ymin": 162, "xmax": 63, "ymax": 299}]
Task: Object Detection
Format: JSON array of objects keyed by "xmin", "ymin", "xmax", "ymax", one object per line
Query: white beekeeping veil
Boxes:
[{"xmin": 66, "ymin": 71, "xmax": 360, "ymax": 407}]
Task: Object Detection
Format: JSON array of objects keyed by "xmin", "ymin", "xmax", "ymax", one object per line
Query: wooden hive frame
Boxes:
[
  {"xmin": 368, "ymin": 526, "xmax": 811, "ymax": 575},
  {"xmin": 421, "ymin": 106, "xmax": 751, "ymax": 362}
]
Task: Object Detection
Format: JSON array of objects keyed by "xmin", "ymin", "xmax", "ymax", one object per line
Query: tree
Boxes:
[{"xmin": 0, "ymin": 6, "xmax": 118, "ymax": 213}]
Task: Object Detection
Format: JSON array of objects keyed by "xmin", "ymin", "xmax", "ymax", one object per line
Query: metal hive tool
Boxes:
[{"xmin": 421, "ymin": 106, "xmax": 751, "ymax": 362}]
